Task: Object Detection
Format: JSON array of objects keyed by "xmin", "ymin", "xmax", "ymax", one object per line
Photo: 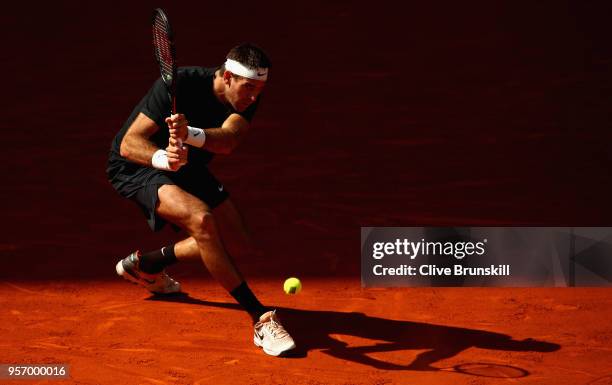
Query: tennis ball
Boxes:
[{"xmin": 283, "ymin": 277, "xmax": 302, "ymax": 295}]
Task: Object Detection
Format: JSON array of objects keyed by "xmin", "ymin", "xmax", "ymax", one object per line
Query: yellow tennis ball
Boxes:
[{"xmin": 283, "ymin": 277, "xmax": 302, "ymax": 295}]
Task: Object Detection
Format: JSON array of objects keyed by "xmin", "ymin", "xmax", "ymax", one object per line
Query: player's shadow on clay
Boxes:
[{"xmin": 148, "ymin": 293, "xmax": 559, "ymax": 376}]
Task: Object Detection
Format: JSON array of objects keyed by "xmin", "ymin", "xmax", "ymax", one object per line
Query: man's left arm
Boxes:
[{"xmin": 169, "ymin": 113, "xmax": 250, "ymax": 155}]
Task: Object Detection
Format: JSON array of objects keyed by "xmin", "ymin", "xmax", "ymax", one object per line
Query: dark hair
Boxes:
[{"xmin": 219, "ymin": 43, "xmax": 271, "ymax": 76}]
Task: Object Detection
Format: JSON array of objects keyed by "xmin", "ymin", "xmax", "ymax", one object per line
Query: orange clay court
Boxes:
[
  {"xmin": 1, "ymin": 1, "xmax": 611, "ymax": 384},
  {"xmin": 0, "ymin": 280, "xmax": 611, "ymax": 384}
]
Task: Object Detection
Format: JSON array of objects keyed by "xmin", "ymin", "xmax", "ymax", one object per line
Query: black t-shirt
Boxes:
[{"xmin": 107, "ymin": 66, "xmax": 258, "ymax": 179}]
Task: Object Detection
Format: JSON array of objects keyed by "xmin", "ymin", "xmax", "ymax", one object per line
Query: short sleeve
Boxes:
[{"xmin": 141, "ymin": 78, "xmax": 172, "ymax": 129}]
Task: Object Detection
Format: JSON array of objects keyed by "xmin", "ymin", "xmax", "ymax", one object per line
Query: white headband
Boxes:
[{"xmin": 224, "ymin": 58, "xmax": 268, "ymax": 81}]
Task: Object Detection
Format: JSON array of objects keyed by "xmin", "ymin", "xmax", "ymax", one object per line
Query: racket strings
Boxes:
[{"xmin": 152, "ymin": 17, "xmax": 175, "ymax": 79}]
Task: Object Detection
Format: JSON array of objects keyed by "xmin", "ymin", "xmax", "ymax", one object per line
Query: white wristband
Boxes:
[
  {"xmin": 151, "ymin": 149, "xmax": 172, "ymax": 171},
  {"xmin": 185, "ymin": 126, "xmax": 206, "ymax": 148}
]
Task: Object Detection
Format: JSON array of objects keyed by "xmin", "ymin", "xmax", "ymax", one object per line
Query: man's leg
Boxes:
[
  {"xmin": 155, "ymin": 185, "xmax": 273, "ymax": 324},
  {"xmin": 211, "ymin": 199, "xmax": 297, "ymax": 356},
  {"xmin": 122, "ymin": 185, "xmax": 296, "ymax": 355},
  {"xmin": 156, "ymin": 185, "xmax": 244, "ymax": 292},
  {"xmin": 132, "ymin": 197, "xmax": 258, "ymax": 298},
  {"xmin": 153, "ymin": 198, "xmax": 255, "ymax": 264},
  {"xmin": 136, "ymin": 244, "xmax": 179, "ymax": 274}
]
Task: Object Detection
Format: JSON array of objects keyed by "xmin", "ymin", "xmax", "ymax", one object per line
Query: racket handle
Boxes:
[{"xmin": 169, "ymin": 108, "xmax": 182, "ymax": 147}]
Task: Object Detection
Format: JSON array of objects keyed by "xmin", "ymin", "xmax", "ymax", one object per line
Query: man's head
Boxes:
[{"xmin": 219, "ymin": 43, "xmax": 271, "ymax": 112}]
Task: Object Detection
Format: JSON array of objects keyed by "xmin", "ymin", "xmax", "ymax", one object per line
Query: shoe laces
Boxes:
[{"xmin": 263, "ymin": 312, "xmax": 289, "ymax": 339}]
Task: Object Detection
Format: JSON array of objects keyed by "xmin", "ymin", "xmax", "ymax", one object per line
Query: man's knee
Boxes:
[{"xmin": 187, "ymin": 211, "xmax": 217, "ymax": 240}]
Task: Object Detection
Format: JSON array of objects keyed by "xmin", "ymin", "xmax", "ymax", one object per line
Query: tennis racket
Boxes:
[
  {"xmin": 152, "ymin": 8, "xmax": 183, "ymax": 147},
  {"xmin": 152, "ymin": 8, "xmax": 177, "ymax": 113}
]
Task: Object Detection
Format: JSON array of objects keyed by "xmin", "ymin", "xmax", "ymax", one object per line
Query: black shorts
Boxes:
[{"xmin": 108, "ymin": 165, "xmax": 229, "ymax": 232}]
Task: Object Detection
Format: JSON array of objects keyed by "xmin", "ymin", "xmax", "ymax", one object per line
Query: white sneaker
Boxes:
[
  {"xmin": 115, "ymin": 251, "xmax": 181, "ymax": 294},
  {"xmin": 253, "ymin": 310, "xmax": 296, "ymax": 356}
]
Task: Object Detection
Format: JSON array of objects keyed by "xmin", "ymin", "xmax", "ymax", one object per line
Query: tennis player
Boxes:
[{"xmin": 106, "ymin": 43, "xmax": 295, "ymax": 357}]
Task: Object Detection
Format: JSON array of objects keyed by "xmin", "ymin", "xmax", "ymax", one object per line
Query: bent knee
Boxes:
[{"xmin": 188, "ymin": 211, "xmax": 217, "ymax": 238}]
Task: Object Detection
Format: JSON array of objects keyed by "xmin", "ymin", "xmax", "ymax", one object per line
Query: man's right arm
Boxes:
[
  {"xmin": 120, "ymin": 113, "xmax": 160, "ymax": 166},
  {"xmin": 120, "ymin": 112, "xmax": 186, "ymax": 170}
]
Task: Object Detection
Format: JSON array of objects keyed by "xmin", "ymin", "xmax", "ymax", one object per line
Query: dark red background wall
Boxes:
[{"xmin": 1, "ymin": 1, "xmax": 611, "ymax": 279}]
